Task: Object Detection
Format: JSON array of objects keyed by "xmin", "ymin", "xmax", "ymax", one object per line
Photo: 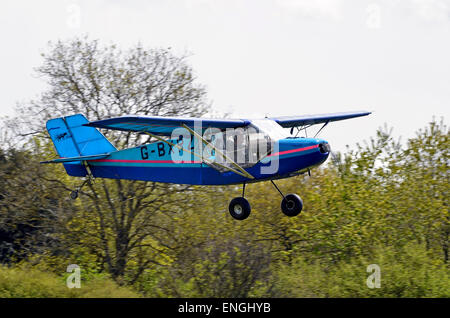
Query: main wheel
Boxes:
[
  {"xmin": 229, "ymin": 197, "xmax": 251, "ymax": 220},
  {"xmin": 281, "ymin": 194, "xmax": 303, "ymax": 217}
]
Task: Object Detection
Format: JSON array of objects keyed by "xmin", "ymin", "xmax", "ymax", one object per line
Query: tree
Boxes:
[
  {"xmin": 400, "ymin": 119, "xmax": 449, "ymax": 262},
  {"xmin": 12, "ymin": 37, "xmax": 209, "ymax": 283},
  {"xmin": 0, "ymin": 145, "xmax": 74, "ymax": 264}
]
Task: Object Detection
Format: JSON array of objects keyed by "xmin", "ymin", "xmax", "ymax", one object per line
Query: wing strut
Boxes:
[
  {"xmin": 313, "ymin": 120, "xmax": 330, "ymax": 138},
  {"xmin": 181, "ymin": 124, "xmax": 254, "ymax": 180}
]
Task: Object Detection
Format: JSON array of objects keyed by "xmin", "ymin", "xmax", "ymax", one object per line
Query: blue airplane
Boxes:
[{"xmin": 42, "ymin": 111, "xmax": 371, "ymax": 220}]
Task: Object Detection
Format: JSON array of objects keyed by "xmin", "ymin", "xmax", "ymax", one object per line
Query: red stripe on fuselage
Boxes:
[
  {"xmin": 268, "ymin": 144, "xmax": 318, "ymax": 157},
  {"xmin": 91, "ymin": 159, "xmax": 202, "ymax": 164},
  {"xmin": 88, "ymin": 145, "xmax": 318, "ymax": 164}
]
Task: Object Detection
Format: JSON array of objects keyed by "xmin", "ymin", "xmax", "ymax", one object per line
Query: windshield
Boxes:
[{"xmin": 250, "ymin": 119, "xmax": 289, "ymax": 141}]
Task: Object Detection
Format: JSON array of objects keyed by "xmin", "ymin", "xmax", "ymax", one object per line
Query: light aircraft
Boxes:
[{"xmin": 41, "ymin": 111, "xmax": 371, "ymax": 220}]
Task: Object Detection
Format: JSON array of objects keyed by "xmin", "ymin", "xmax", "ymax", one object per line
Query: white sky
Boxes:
[{"xmin": 0, "ymin": 0, "xmax": 449, "ymax": 152}]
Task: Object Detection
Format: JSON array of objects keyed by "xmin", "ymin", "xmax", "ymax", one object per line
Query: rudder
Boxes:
[{"xmin": 46, "ymin": 114, "xmax": 117, "ymax": 176}]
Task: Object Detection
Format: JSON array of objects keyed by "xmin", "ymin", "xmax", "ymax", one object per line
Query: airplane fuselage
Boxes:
[{"xmin": 62, "ymin": 137, "xmax": 330, "ymax": 185}]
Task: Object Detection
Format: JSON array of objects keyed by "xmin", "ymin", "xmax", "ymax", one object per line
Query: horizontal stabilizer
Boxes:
[{"xmin": 40, "ymin": 153, "xmax": 110, "ymax": 164}]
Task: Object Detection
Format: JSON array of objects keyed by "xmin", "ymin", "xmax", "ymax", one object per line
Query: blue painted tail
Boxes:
[{"xmin": 46, "ymin": 114, "xmax": 117, "ymax": 176}]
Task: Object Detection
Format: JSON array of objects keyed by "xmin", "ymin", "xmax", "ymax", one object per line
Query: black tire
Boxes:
[
  {"xmin": 229, "ymin": 197, "xmax": 251, "ymax": 220},
  {"xmin": 70, "ymin": 190, "xmax": 79, "ymax": 200},
  {"xmin": 281, "ymin": 194, "xmax": 303, "ymax": 217}
]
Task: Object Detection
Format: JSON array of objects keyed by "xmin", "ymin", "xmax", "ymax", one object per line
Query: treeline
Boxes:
[
  {"xmin": 0, "ymin": 119, "xmax": 448, "ymax": 297},
  {"xmin": 0, "ymin": 37, "xmax": 448, "ymax": 297}
]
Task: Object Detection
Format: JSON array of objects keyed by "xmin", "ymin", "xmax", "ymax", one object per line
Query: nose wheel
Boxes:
[
  {"xmin": 229, "ymin": 183, "xmax": 251, "ymax": 220},
  {"xmin": 228, "ymin": 181, "xmax": 303, "ymax": 220},
  {"xmin": 229, "ymin": 197, "xmax": 251, "ymax": 220}
]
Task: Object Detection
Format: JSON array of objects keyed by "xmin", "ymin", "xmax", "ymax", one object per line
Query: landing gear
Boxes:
[
  {"xmin": 271, "ymin": 180, "xmax": 303, "ymax": 217},
  {"xmin": 229, "ymin": 183, "xmax": 251, "ymax": 220},
  {"xmin": 227, "ymin": 181, "xmax": 303, "ymax": 220},
  {"xmin": 69, "ymin": 178, "xmax": 91, "ymax": 200},
  {"xmin": 229, "ymin": 197, "xmax": 251, "ymax": 220},
  {"xmin": 70, "ymin": 190, "xmax": 79, "ymax": 200},
  {"xmin": 69, "ymin": 162, "xmax": 95, "ymax": 200},
  {"xmin": 281, "ymin": 193, "xmax": 303, "ymax": 217}
]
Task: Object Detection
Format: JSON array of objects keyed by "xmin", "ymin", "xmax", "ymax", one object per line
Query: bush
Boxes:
[
  {"xmin": 272, "ymin": 243, "xmax": 450, "ymax": 298},
  {"xmin": 0, "ymin": 265, "xmax": 141, "ymax": 298}
]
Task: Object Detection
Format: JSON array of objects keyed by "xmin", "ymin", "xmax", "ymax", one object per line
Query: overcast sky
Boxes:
[{"xmin": 1, "ymin": 0, "xmax": 449, "ymax": 152}]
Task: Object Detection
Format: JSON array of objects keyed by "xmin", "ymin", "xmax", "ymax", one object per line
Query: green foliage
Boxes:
[
  {"xmin": 0, "ymin": 145, "xmax": 75, "ymax": 263},
  {"xmin": 1, "ymin": 117, "xmax": 448, "ymax": 298},
  {"xmin": 0, "ymin": 265, "xmax": 140, "ymax": 298},
  {"xmin": 0, "ymin": 265, "xmax": 68, "ymax": 298},
  {"xmin": 271, "ymin": 243, "xmax": 449, "ymax": 298}
]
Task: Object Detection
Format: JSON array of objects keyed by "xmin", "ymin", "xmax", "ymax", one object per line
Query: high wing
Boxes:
[
  {"xmin": 71, "ymin": 112, "xmax": 370, "ymax": 181},
  {"xmin": 85, "ymin": 115, "xmax": 250, "ymax": 136},
  {"xmin": 268, "ymin": 110, "xmax": 371, "ymax": 128},
  {"xmin": 85, "ymin": 111, "xmax": 371, "ymax": 133}
]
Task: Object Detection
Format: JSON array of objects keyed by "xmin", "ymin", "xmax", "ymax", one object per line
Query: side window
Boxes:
[
  {"xmin": 202, "ymin": 126, "xmax": 273, "ymax": 172},
  {"xmin": 247, "ymin": 128, "xmax": 272, "ymax": 165}
]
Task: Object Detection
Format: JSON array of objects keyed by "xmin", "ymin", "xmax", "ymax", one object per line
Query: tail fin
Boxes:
[{"xmin": 45, "ymin": 114, "xmax": 116, "ymax": 176}]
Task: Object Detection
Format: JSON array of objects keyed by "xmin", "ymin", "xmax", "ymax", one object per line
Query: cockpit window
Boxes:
[
  {"xmin": 202, "ymin": 121, "xmax": 285, "ymax": 172},
  {"xmin": 250, "ymin": 119, "xmax": 289, "ymax": 141}
]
